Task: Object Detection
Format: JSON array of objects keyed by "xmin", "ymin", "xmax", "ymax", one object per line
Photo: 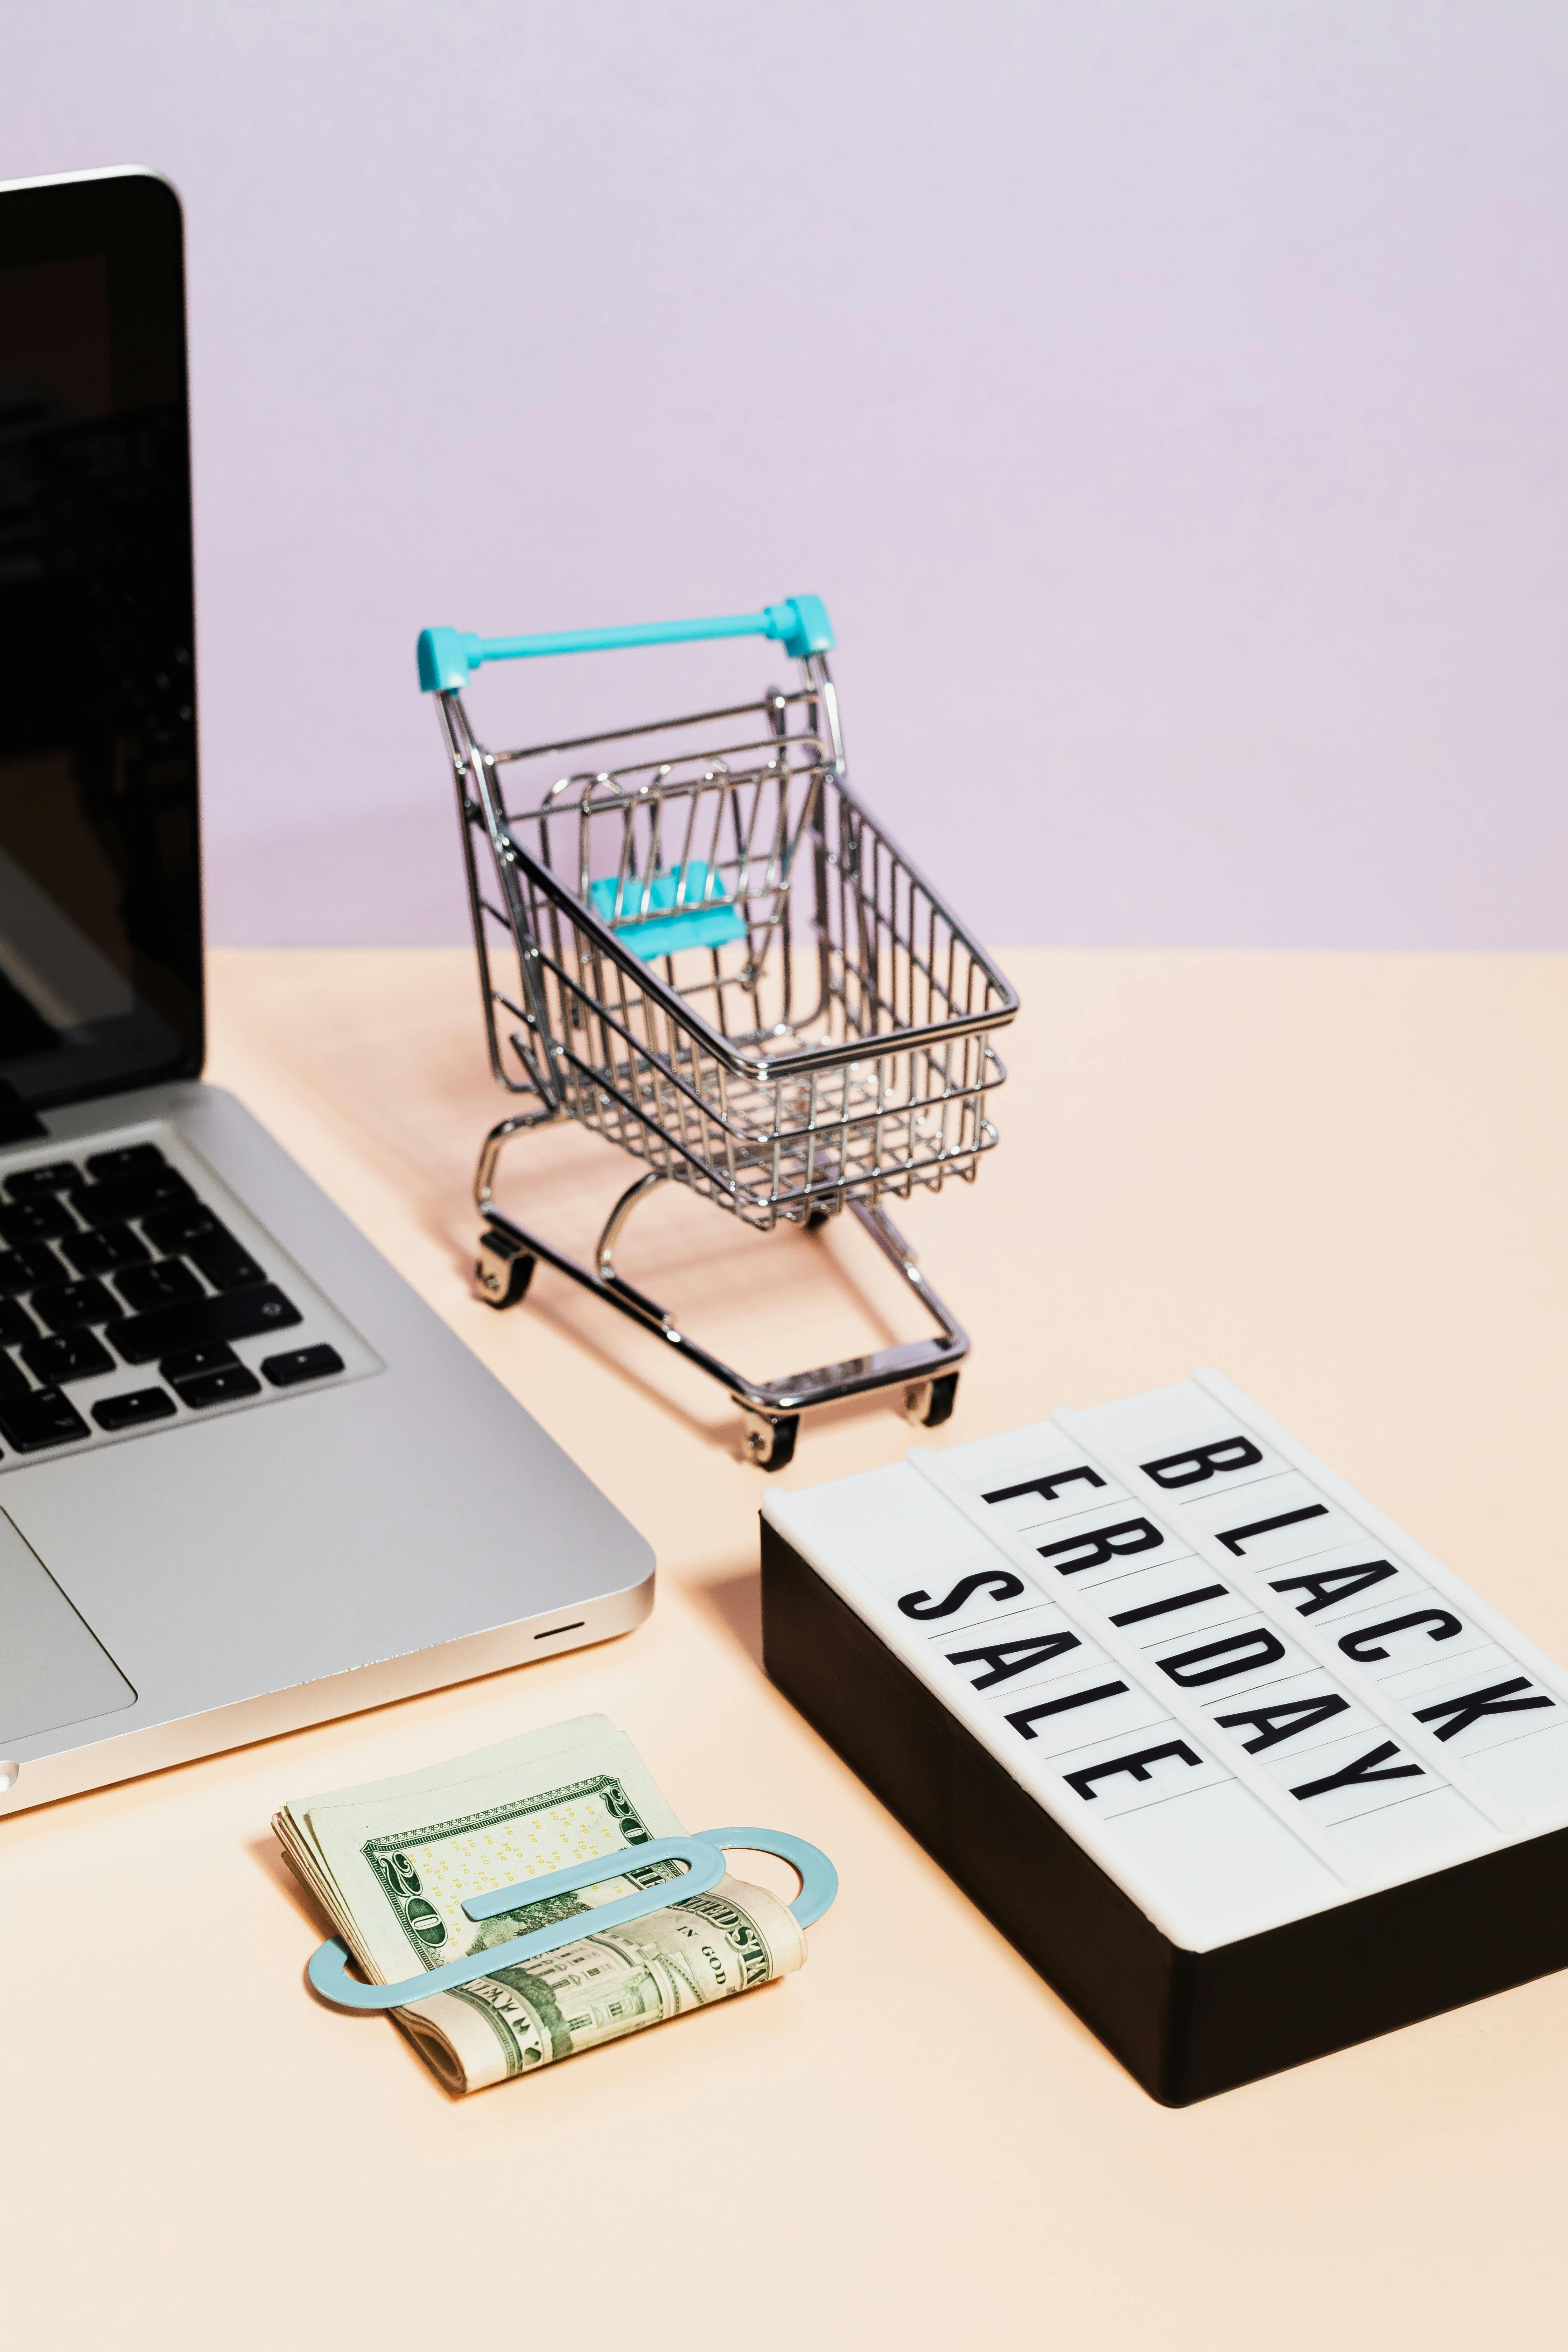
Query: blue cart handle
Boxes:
[
  {"xmin": 306, "ymin": 1825, "xmax": 839, "ymax": 2013},
  {"xmin": 416, "ymin": 594, "xmax": 835, "ymax": 694}
]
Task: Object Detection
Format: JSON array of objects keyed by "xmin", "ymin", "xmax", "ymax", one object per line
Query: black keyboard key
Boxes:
[
  {"xmin": 262, "ymin": 1344, "xmax": 345, "ymax": 1388},
  {"xmin": 93, "ymin": 1387, "xmax": 178, "ymax": 1432},
  {"xmin": 33, "ymin": 1278, "xmax": 119, "ymax": 1333},
  {"xmin": 76, "ymin": 1169, "xmax": 196, "ymax": 1229},
  {"xmin": 141, "ymin": 1202, "xmax": 221, "ymax": 1254},
  {"xmin": 186, "ymin": 1228, "xmax": 266, "ymax": 1292},
  {"xmin": 0, "ymin": 1298, "xmax": 37, "ymax": 1346},
  {"xmin": 85, "ymin": 1143, "xmax": 167, "ymax": 1180},
  {"xmin": 61, "ymin": 1223, "xmax": 150, "ymax": 1278},
  {"xmin": 21, "ymin": 1330, "xmax": 117, "ymax": 1385},
  {"xmin": 0, "ymin": 1387, "xmax": 90, "ymax": 1450},
  {"xmin": 115, "ymin": 1260, "xmax": 201, "ymax": 1313},
  {"xmin": 177, "ymin": 1365, "xmax": 262, "ymax": 1409},
  {"xmin": 0, "ymin": 1353, "xmax": 29, "ymax": 1396},
  {"xmin": 160, "ymin": 1342, "xmax": 238, "ymax": 1382},
  {"xmin": 0, "ymin": 1196, "xmax": 78, "ymax": 1244},
  {"xmin": 6, "ymin": 1161, "xmax": 84, "ymax": 1199},
  {"xmin": 137, "ymin": 1204, "xmax": 265, "ymax": 1290},
  {"xmin": 110, "ymin": 1284, "xmax": 302, "ymax": 1364},
  {"xmin": 0, "ymin": 1242, "xmax": 68, "ymax": 1295}
]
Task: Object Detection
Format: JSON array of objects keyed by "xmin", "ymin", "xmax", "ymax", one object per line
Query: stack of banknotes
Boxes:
[{"xmin": 274, "ymin": 1714, "xmax": 806, "ymax": 2092}]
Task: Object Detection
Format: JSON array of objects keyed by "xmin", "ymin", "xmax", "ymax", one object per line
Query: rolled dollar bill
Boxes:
[{"xmin": 275, "ymin": 1715, "xmax": 806, "ymax": 2092}]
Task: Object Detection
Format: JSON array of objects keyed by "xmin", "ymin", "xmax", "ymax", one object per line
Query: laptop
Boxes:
[{"xmin": 0, "ymin": 167, "xmax": 654, "ymax": 1816}]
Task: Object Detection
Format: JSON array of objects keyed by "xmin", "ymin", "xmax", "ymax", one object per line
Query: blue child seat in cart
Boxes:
[
  {"xmin": 417, "ymin": 595, "xmax": 1020, "ymax": 1468},
  {"xmin": 588, "ymin": 862, "xmax": 747, "ymax": 960}
]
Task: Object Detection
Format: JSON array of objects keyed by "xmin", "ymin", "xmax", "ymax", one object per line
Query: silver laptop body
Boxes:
[{"xmin": 0, "ymin": 171, "xmax": 654, "ymax": 1818}]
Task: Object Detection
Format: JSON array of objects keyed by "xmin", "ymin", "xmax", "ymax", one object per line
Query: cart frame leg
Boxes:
[{"xmin": 471, "ymin": 1129, "xmax": 968, "ymax": 1465}]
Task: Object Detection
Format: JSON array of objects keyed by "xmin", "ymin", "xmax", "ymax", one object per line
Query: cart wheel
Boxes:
[
  {"xmin": 740, "ymin": 1410, "xmax": 799, "ymax": 1471},
  {"xmin": 905, "ymin": 1371, "xmax": 959, "ymax": 1428},
  {"xmin": 475, "ymin": 1229, "xmax": 535, "ymax": 1310},
  {"xmin": 804, "ymin": 1207, "xmax": 833, "ymax": 1231}
]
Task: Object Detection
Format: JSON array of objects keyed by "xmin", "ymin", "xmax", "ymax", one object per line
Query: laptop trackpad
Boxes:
[{"xmin": 0, "ymin": 1508, "xmax": 135, "ymax": 1747}]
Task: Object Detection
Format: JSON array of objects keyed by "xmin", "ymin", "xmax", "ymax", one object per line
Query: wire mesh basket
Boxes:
[{"xmin": 419, "ymin": 594, "xmax": 1019, "ymax": 1466}]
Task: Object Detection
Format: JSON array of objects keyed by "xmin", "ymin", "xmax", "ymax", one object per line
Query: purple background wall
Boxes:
[{"xmin": 7, "ymin": 4, "xmax": 1568, "ymax": 950}]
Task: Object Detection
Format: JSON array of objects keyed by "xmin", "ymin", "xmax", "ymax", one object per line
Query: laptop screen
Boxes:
[{"xmin": 0, "ymin": 172, "xmax": 202, "ymax": 1121}]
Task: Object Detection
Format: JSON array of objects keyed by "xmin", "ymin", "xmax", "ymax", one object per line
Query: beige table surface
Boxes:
[{"xmin": 6, "ymin": 946, "xmax": 1568, "ymax": 2347}]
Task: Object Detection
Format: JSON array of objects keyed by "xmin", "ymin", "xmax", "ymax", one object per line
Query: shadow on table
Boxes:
[{"xmin": 693, "ymin": 1565, "xmax": 765, "ymax": 1668}]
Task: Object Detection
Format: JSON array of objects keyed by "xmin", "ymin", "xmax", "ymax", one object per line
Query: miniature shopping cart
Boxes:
[{"xmin": 417, "ymin": 594, "xmax": 1019, "ymax": 1468}]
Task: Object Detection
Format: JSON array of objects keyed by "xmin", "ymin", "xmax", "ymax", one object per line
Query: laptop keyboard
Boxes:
[{"xmin": 0, "ymin": 1133, "xmax": 381, "ymax": 1464}]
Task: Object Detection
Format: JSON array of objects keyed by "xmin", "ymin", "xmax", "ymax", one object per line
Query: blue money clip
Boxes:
[{"xmin": 307, "ymin": 1825, "xmax": 839, "ymax": 2013}]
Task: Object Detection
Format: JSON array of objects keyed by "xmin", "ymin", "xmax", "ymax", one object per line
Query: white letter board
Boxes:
[{"xmin": 760, "ymin": 1371, "xmax": 1568, "ymax": 2098}]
